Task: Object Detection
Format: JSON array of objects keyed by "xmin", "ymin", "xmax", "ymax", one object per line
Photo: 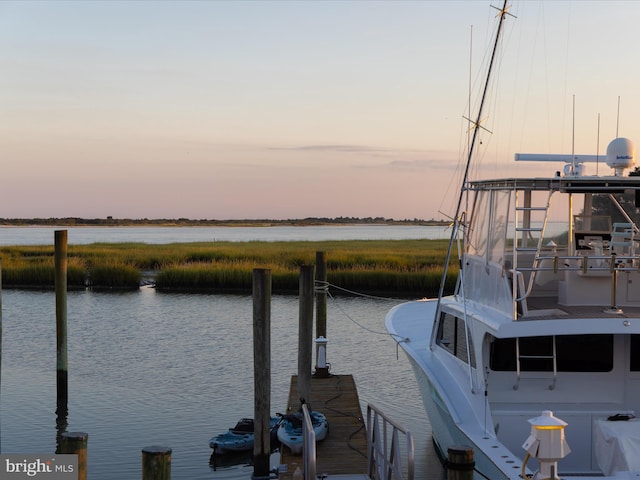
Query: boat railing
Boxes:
[
  {"xmin": 366, "ymin": 403, "xmax": 414, "ymax": 480},
  {"xmin": 301, "ymin": 403, "xmax": 316, "ymax": 480},
  {"xmin": 518, "ymin": 253, "xmax": 639, "ymax": 275},
  {"xmin": 512, "ymin": 252, "xmax": 639, "ymax": 312}
]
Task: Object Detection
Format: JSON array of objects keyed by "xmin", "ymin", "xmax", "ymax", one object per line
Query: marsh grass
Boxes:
[
  {"xmin": 0, "ymin": 255, "xmax": 86, "ymax": 288},
  {"xmin": 88, "ymin": 261, "xmax": 141, "ymax": 290},
  {"xmin": 0, "ymin": 239, "xmax": 456, "ymax": 295}
]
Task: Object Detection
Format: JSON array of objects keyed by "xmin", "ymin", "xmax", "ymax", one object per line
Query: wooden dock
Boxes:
[{"xmin": 278, "ymin": 374, "xmax": 369, "ymax": 479}]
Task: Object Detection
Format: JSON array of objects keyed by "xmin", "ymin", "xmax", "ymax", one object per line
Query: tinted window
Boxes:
[
  {"xmin": 631, "ymin": 335, "xmax": 640, "ymax": 371},
  {"xmin": 436, "ymin": 312, "xmax": 476, "ymax": 367},
  {"xmin": 490, "ymin": 335, "xmax": 613, "ymax": 372}
]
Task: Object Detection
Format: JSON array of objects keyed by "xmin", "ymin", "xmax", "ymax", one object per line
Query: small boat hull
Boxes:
[
  {"xmin": 209, "ymin": 417, "xmax": 280, "ymax": 454},
  {"xmin": 277, "ymin": 411, "xmax": 328, "ymax": 455}
]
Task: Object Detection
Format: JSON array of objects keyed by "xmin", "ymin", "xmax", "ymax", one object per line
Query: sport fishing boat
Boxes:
[{"xmin": 386, "ymin": 3, "xmax": 640, "ymax": 479}]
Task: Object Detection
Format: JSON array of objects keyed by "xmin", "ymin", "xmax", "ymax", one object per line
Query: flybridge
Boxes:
[{"xmin": 515, "ymin": 137, "xmax": 636, "ymax": 177}]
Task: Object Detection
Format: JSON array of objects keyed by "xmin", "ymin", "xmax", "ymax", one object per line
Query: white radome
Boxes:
[{"xmin": 606, "ymin": 137, "xmax": 635, "ymax": 175}]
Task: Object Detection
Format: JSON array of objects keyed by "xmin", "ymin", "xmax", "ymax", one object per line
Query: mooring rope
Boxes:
[
  {"xmin": 314, "ymin": 279, "xmax": 407, "ymax": 301},
  {"xmin": 313, "ymin": 279, "xmax": 412, "ymax": 349}
]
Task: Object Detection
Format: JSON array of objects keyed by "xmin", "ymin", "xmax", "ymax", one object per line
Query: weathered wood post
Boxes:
[
  {"xmin": 253, "ymin": 268, "xmax": 272, "ymax": 479},
  {"xmin": 142, "ymin": 446, "xmax": 172, "ymax": 479},
  {"xmin": 55, "ymin": 230, "xmax": 68, "ymax": 415},
  {"xmin": 447, "ymin": 446, "xmax": 475, "ymax": 480},
  {"xmin": 314, "ymin": 252, "xmax": 329, "ymax": 377},
  {"xmin": 60, "ymin": 432, "xmax": 88, "ymax": 480},
  {"xmin": 0, "ymin": 259, "xmax": 2, "ymax": 453},
  {"xmin": 298, "ymin": 265, "xmax": 314, "ymax": 410}
]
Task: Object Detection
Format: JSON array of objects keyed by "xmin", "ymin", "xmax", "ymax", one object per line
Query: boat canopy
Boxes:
[{"xmin": 455, "ymin": 171, "xmax": 640, "ymax": 322}]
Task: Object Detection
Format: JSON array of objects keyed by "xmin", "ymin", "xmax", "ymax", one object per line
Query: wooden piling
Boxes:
[
  {"xmin": 252, "ymin": 268, "xmax": 272, "ymax": 478},
  {"xmin": 298, "ymin": 265, "xmax": 314, "ymax": 411},
  {"xmin": 447, "ymin": 446, "xmax": 475, "ymax": 480},
  {"xmin": 55, "ymin": 230, "xmax": 68, "ymax": 414},
  {"xmin": 60, "ymin": 432, "xmax": 88, "ymax": 480},
  {"xmin": 142, "ymin": 446, "xmax": 171, "ymax": 480},
  {"xmin": 0, "ymin": 259, "xmax": 2, "ymax": 453}
]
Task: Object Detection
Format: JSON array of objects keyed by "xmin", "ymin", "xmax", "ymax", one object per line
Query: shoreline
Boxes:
[{"xmin": 0, "ymin": 217, "xmax": 447, "ymax": 228}]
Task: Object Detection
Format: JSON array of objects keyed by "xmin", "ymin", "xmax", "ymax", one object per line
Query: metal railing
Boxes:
[
  {"xmin": 520, "ymin": 253, "xmax": 640, "ymax": 275},
  {"xmin": 366, "ymin": 403, "xmax": 414, "ymax": 480},
  {"xmin": 301, "ymin": 403, "xmax": 316, "ymax": 480}
]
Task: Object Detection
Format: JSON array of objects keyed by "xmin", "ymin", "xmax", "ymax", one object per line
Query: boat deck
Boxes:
[
  {"xmin": 524, "ymin": 296, "xmax": 640, "ymax": 320},
  {"xmin": 278, "ymin": 374, "xmax": 369, "ymax": 479}
]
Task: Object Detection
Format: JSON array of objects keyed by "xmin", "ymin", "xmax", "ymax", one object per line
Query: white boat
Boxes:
[
  {"xmin": 277, "ymin": 410, "xmax": 329, "ymax": 455},
  {"xmin": 386, "ymin": 2, "xmax": 640, "ymax": 479}
]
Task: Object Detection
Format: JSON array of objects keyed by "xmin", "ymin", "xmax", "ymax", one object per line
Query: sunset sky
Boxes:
[{"xmin": 1, "ymin": 1, "xmax": 639, "ymax": 220}]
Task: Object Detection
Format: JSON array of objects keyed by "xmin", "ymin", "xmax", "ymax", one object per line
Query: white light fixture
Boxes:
[{"xmin": 522, "ymin": 410, "xmax": 571, "ymax": 480}]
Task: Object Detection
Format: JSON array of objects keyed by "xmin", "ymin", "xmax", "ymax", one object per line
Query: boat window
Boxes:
[
  {"xmin": 436, "ymin": 312, "xmax": 476, "ymax": 367},
  {"xmin": 468, "ymin": 191, "xmax": 489, "ymax": 257},
  {"xmin": 489, "ymin": 335, "xmax": 613, "ymax": 372},
  {"xmin": 630, "ymin": 335, "xmax": 640, "ymax": 371},
  {"xmin": 488, "ymin": 190, "xmax": 509, "ymax": 264},
  {"xmin": 467, "ymin": 189, "xmax": 509, "ymax": 264}
]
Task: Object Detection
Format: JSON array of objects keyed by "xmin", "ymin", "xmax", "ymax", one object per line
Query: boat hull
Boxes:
[
  {"xmin": 386, "ymin": 300, "xmax": 526, "ymax": 480},
  {"xmin": 405, "ymin": 353, "xmax": 521, "ymax": 480}
]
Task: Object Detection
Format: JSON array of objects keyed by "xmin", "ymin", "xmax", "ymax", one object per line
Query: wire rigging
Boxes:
[{"xmin": 315, "ymin": 280, "xmax": 412, "ymax": 348}]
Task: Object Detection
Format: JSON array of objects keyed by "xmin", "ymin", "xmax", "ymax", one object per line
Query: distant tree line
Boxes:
[{"xmin": 0, "ymin": 216, "xmax": 446, "ymax": 227}]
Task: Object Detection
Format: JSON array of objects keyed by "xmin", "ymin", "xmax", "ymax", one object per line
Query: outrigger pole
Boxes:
[{"xmin": 431, "ymin": 0, "xmax": 513, "ymax": 347}]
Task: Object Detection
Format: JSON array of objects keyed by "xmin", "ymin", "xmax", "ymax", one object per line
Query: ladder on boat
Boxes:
[
  {"xmin": 514, "ymin": 335, "xmax": 558, "ymax": 391},
  {"xmin": 513, "ymin": 189, "xmax": 554, "ymax": 307}
]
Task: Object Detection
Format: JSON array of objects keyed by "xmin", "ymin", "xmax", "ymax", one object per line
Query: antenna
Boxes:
[
  {"xmin": 596, "ymin": 113, "xmax": 600, "ymax": 176},
  {"xmin": 468, "ymin": 24, "xmax": 473, "ymax": 154},
  {"xmin": 616, "ymin": 95, "xmax": 621, "ymax": 137},
  {"xmin": 571, "ymin": 95, "xmax": 576, "ymax": 174},
  {"xmin": 433, "ymin": 0, "xmax": 513, "ymax": 342}
]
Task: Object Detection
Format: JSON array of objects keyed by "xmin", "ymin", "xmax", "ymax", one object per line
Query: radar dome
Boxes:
[{"xmin": 606, "ymin": 137, "xmax": 635, "ymax": 176}]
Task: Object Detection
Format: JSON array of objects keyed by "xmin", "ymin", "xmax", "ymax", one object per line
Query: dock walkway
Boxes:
[{"xmin": 278, "ymin": 374, "xmax": 369, "ymax": 480}]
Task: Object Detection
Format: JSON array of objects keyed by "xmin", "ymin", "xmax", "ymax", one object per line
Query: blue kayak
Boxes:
[
  {"xmin": 277, "ymin": 411, "xmax": 328, "ymax": 455},
  {"xmin": 209, "ymin": 417, "xmax": 280, "ymax": 454}
]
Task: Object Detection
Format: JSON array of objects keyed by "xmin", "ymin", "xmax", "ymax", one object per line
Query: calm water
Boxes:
[
  {"xmin": 1, "ymin": 286, "xmax": 443, "ymax": 479},
  {"xmin": 0, "ymin": 222, "xmax": 568, "ymax": 246},
  {"xmin": 0, "ymin": 225, "xmax": 444, "ymax": 478},
  {"xmin": 0, "ymin": 225, "xmax": 449, "ymax": 245}
]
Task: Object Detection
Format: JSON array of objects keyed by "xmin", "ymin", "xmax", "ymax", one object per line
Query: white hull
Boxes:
[
  {"xmin": 387, "ymin": 285, "xmax": 640, "ymax": 479},
  {"xmin": 404, "ymin": 339, "xmax": 527, "ymax": 479},
  {"xmin": 387, "ymin": 300, "xmax": 526, "ymax": 480}
]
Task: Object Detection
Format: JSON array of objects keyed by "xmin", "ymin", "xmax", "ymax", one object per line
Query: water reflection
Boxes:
[
  {"xmin": 209, "ymin": 450, "xmax": 253, "ymax": 470},
  {"xmin": 55, "ymin": 402, "xmax": 68, "ymax": 454},
  {"xmin": 1, "ymin": 288, "xmax": 443, "ymax": 478}
]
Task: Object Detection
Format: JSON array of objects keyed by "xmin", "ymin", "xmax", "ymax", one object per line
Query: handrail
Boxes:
[
  {"xmin": 301, "ymin": 404, "xmax": 316, "ymax": 480},
  {"xmin": 366, "ymin": 403, "xmax": 414, "ymax": 480},
  {"xmin": 513, "ymin": 252, "xmax": 638, "ymax": 315},
  {"xmin": 516, "ymin": 253, "xmax": 639, "ymax": 274}
]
